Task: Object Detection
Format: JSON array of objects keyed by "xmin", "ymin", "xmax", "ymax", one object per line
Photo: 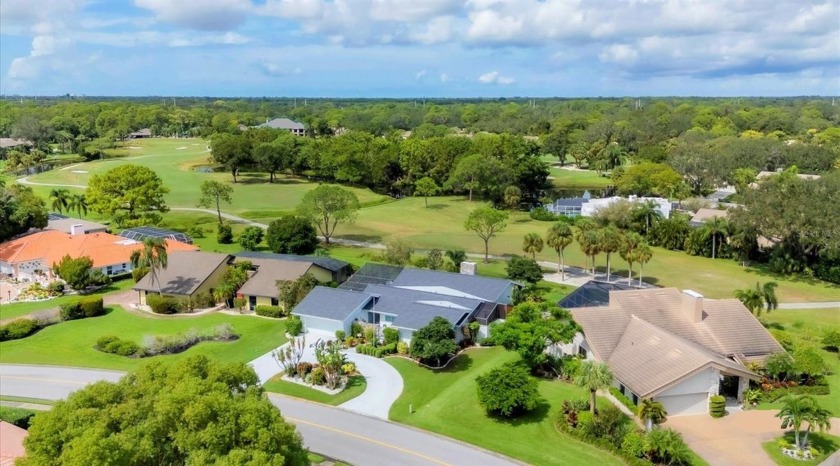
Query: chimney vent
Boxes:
[
  {"xmin": 70, "ymin": 224, "xmax": 84, "ymax": 235},
  {"xmin": 682, "ymin": 289, "xmax": 704, "ymax": 323},
  {"xmin": 460, "ymin": 261, "xmax": 476, "ymax": 276}
]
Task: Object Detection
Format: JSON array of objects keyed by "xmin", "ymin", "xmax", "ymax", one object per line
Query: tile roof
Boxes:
[
  {"xmin": 690, "ymin": 208, "xmax": 729, "ymax": 224},
  {"xmin": 0, "ymin": 230, "xmax": 196, "ymax": 269},
  {"xmin": 293, "ymin": 286, "xmax": 373, "ymax": 321},
  {"xmin": 234, "ymin": 251, "xmax": 350, "ymax": 273},
  {"xmin": 258, "ymin": 118, "xmax": 305, "ymax": 130},
  {"xmin": 238, "ymin": 259, "xmax": 314, "ymax": 297},
  {"xmin": 133, "ymin": 251, "xmax": 231, "ymax": 295}
]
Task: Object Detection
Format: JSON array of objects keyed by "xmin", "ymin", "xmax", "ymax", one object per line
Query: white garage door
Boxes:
[{"xmin": 657, "ymin": 393, "xmax": 708, "ymax": 416}]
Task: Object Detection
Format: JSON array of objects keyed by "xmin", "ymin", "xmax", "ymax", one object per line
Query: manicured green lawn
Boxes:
[
  {"xmin": 0, "ymin": 279, "xmax": 134, "ymax": 321},
  {"xmin": 756, "ymin": 309, "xmax": 840, "ymax": 416},
  {"xmin": 387, "ymin": 347, "xmax": 624, "ymax": 466},
  {"xmin": 761, "ymin": 433, "xmax": 840, "ymax": 465},
  {"xmin": 0, "ymin": 307, "xmax": 287, "ymax": 370},
  {"xmin": 541, "ymin": 155, "xmax": 613, "ymax": 189},
  {"xmin": 262, "ymin": 375, "xmax": 366, "ymax": 406}
]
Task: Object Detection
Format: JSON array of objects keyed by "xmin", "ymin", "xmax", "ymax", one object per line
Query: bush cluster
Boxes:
[
  {"xmin": 59, "ymin": 297, "xmax": 105, "ymax": 321},
  {"xmin": 217, "ymin": 223, "xmax": 233, "ymax": 244},
  {"xmin": 813, "ymin": 261, "xmax": 840, "ymax": 285},
  {"xmin": 761, "ymin": 385, "xmax": 830, "ymax": 402},
  {"xmin": 335, "ymin": 330, "xmax": 346, "ymax": 341},
  {"xmin": 95, "ymin": 325, "xmax": 237, "ymax": 358},
  {"xmin": 355, "ymin": 343, "xmax": 397, "ymax": 358},
  {"xmin": 0, "ymin": 318, "xmax": 40, "ymax": 341},
  {"xmin": 146, "ymin": 294, "xmax": 180, "ymax": 314},
  {"xmin": 286, "ymin": 316, "xmax": 303, "ymax": 336},
  {"xmin": 529, "ymin": 206, "xmax": 559, "ymax": 221},
  {"xmin": 709, "ymin": 395, "xmax": 726, "ymax": 418},
  {"xmin": 609, "ymin": 387, "xmax": 638, "ymax": 412},
  {"xmin": 255, "ymin": 305, "xmax": 284, "ymax": 318},
  {"xmin": 96, "ymin": 335, "xmax": 143, "ymax": 356},
  {"xmin": 383, "ymin": 327, "xmax": 400, "ymax": 345}
]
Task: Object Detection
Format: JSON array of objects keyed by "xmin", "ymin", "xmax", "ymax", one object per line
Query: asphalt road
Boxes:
[{"xmin": 0, "ymin": 364, "xmax": 518, "ymax": 466}]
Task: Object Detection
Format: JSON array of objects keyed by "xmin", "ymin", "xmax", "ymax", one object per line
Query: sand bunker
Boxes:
[
  {"xmin": 71, "ymin": 170, "xmax": 88, "ymax": 174},
  {"xmin": 176, "ymin": 146, "xmax": 187, "ymax": 150}
]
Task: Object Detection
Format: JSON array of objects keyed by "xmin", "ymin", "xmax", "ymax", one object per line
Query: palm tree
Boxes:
[
  {"xmin": 49, "ymin": 188, "xmax": 70, "ymax": 214},
  {"xmin": 638, "ymin": 398, "xmax": 668, "ymax": 431},
  {"xmin": 68, "ymin": 194, "xmax": 88, "ymax": 219},
  {"xmin": 703, "ymin": 216, "xmax": 729, "ymax": 259},
  {"xmin": 578, "ymin": 230, "xmax": 601, "ymax": 278},
  {"xmin": 574, "ymin": 360, "xmax": 614, "ymax": 415},
  {"xmin": 636, "ymin": 243, "xmax": 653, "ymax": 286},
  {"xmin": 546, "ymin": 222, "xmax": 574, "ymax": 281},
  {"xmin": 522, "ymin": 233, "xmax": 544, "ymax": 260},
  {"xmin": 633, "ymin": 200, "xmax": 662, "ymax": 236},
  {"xmin": 130, "ymin": 237, "xmax": 168, "ymax": 295},
  {"xmin": 776, "ymin": 394, "xmax": 832, "ymax": 451},
  {"xmin": 597, "ymin": 226, "xmax": 623, "ymax": 282},
  {"xmin": 734, "ymin": 287, "xmax": 764, "ymax": 315},
  {"xmin": 761, "ymin": 282, "xmax": 779, "ymax": 312},
  {"xmin": 445, "ymin": 249, "xmax": 467, "ymax": 269},
  {"xmin": 604, "ymin": 142, "xmax": 627, "ymax": 170},
  {"xmin": 620, "ymin": 232, "xmax": 643, "ymax": 283}
]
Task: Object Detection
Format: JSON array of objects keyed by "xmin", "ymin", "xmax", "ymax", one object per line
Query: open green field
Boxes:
[
  {"xmin": 762, "ymin": 433, "xmax": 840, "ymax": 466},
  {"xmin": 387, "ymin": 347, "xmax": 624, "ymax": 466},
  {"xmin": 22, "ymin": 138, "xmax": 389, "ymax": 218},
  {"xmin": 0, "ymin": 280, "xmax": 134, "ymax": 321},
  {"xmin": 542, "ymin": 155, "xmax": 613, "ymax": 189},
  {"xmin": 757, "ymin": 308, "xmax": 840, "ymax": 416},
  {"xmin": 0, "ymin": 307, "xmax": 287, "ymax": 371},
  {"xmin": 262, "ymin": 375, "xmax": 366, "ymax": 406}
]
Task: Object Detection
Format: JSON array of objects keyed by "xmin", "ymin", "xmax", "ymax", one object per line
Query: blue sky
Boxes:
[{"xmin": 1, "ymin": 0, "xmax": 838, "ymax": 97}]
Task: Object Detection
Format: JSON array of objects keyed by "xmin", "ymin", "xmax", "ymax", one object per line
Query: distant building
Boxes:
[
  {"xmin": 545, "ymin": 193, "xmax": 671, "ymax": 219},
  {"xmin": 256, "ymin": 118, "xmax": 305, "ymax": 136},
  {"xmin": 128, "ymin": 128, "xmax": 152, "ymax": 138},
  {"xmin": 0, "ymin": 138, "xmax": 31, "ymax": 150}
]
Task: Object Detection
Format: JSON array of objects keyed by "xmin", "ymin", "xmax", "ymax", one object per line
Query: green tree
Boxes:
[
  {"xmin": 67, "ymin": 194, "xmax": 88, "ymax": 219},
  {"xmin": 764, "ymin": 352, "xmax": 795, "ymax": 381},
  {"xmin": 20, "ymin": 356, "xmax": 307, "ymax": 466},
  {"xmin": 702, "ymin": 216, "xmax": 729, "ymax": 260},
  {"xmin": 52, "ymin": 255, "xmax": 93, "ymax": 291},
  {"xmin": 476, "ymin": 363, "xmax": 541, "ymax": 418},
  {"xmin": 638, "ymin": 398, "xmax": 667, "ymax": 431},
  {"xmin": 383, "ymin": 239, "xmax": 413, "ymax": 265},
  {"xmin": 546, "ymin": 222, "xmax": 574, "ymax": 281},
  {"xmin": 732, "ymin": 167, "xmax": 757, "ymax": 195},
  {"xmin": 644, "ymin": 428, "xmax": 692, "ymax": 465},
  {"xmin": 776, "ymin": 394, "xmax": 832, "ymax": 451},
  {"xmin": 734, "ymin": 282, "xmax": 777, "ymax": 316},
  {"xmin": 313, "ymin": 339, "xmax": 347, "ymax": 390},
  {"xmin": 197, "ymin": 180, "xmax": 233, "ymax": 225},
  {"xmin": 49, "ymin": 188, "xmax": 70, "ymax": 214},
  {"xmin": 296, "ymin": 185, "xmax": 360, "ymax": 245},
  {"xmin": 522, "ymin": 232, "xmax": 544, "ymax": 260},
  {"xmin": 85, "ymin": 164, "xmax": 169, "ymax": 227},
  {"xmin": 414, "ymin": 176, "xmax": 440, "ymax": 207},
  {"xmin": 238, "ymin": 226, "xmax": 264, "ymax": 251},
  {"xmin": 636, "ymin": 243, "xmax": 653, "ymax": 286},
  {"xmin": 266, "ymin": 216, "xmax": 319, "ymax": 254},
  {"xmin": 793, "ymin": 345, "xmax": 829, "ymax": 382},
  {"xmin": 632, "ymin": 200, "xmax": 663, "ymax": 236},
  {"xmin": 619, "ymin": 232, "xmax": 643, "ymax": 283},
  {"xmin": 410, "ymin": 316, "xmax": 458, "ymax": 366},
  {"xmin": 210, "ymin": 133, "xmax": 252, "ymax": 183},
  {"xmin": 277, "ymin": 273, "xmax": 319, "ymax": 310},
  {"xmin": 445, "ymin": 249, "xmax": 467, "ymax": 270},
  {"xmin": 597, "ymin": 226, "xmax": 624, "ymax": 282},
  {"xmin": 425, "ymin": 249, "xmax": 444, "ymax": 270},
  {"xmin": 130, "ymin": 237, "xmax": 168, "ymax": 295},
  {"xmin": 489, "ymin": 301, "xmax": 579, "ymax": 370},
  {"xmin": 464, "ymin": 207, "xmax": 508, "ymax": 262},
  {"xmin": 0, "ymin": 184, "xmax": 48, "ymax": 242},
  {"xmin": 506, "ymin": 257, "xmax": 543, "ymax": 284},
  {"xmin": 575, "ymin": 360, "xmax": 614, "ymax": 415},
  {"xmin": 503, "ymin": 185, "xmax": 522, "ymax": 210},
  {"xmin": 577, "ymin": 229, "xmax": 601, "ymax": 277}
]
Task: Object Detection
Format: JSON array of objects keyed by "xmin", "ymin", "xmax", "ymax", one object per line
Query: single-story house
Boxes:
[
  {"xmin": 0, "ymin": 230, "xmax": 196, "ymax": 282},
  {"xmin": 128, "ymin": 128, "xmax": 152, "ymax": 138},
  {"xmin": 235, "ymin": 251, "xmax": 352, "ymax": 284},
  {"xmin": 256, "ymin": 118, "xmax": 305, "ymax": 136},
  {"xmin": 0, "ymin": 421, "xmax": 28, "ymax": 464},
  {"xmin": 292, "ymin": 264, "xmax": 518, "ymax": 341},
  {"xmin": 553, "ymin": 288, "xmax": 784, "ymax": 416},
  {"xmin": 133, "ymin": 251, "xmax": 232, "ymax": 305},
  {"xmin": 237, "ymin": 258, "xmax": 320, "ymax": 310},
  {"xmin": 45, "ymin": 217, "xmax": 109, "ymax": 235},
  {"xmin": 545, "ymin": 193, "xmax": 671, "ymax": 219}
]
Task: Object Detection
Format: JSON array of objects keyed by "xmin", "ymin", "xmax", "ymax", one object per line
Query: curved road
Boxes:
[{"xmin": 0, "ymin": 364, "xmax": 518, "ymax": 466}]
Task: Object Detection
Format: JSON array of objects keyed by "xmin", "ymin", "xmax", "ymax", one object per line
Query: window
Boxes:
[
  {"xmin": 106, "ymin": 266, "xmax": 113, "ymax": 274},
  {"xmin": 271, "ymin": 297, "xmax": 279, "ymax": 306},
  {"xmin": 578, "ymin": 346, "xmax": 588, "ymax": 359},
  {"xmin": 367, "ymin": 312, "xmax": 381, "ymax": 324},
  {"xmin": 632, "ymin": 394, "xmax": 639, "ymax": 405},
  {"xmin": 249, "ymin": 296, "xmax": 257, "ymax": 310},
  {"xmin": 619, "ymin": 384, "xmax": 625, "ymax": 395},
  {"xmin": 384, "ymin": 315, "xmax": 395, "ymax": 324}
]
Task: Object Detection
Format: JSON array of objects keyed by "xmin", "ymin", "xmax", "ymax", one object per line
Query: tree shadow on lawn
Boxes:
[
  {"xmin": 338, "ymin": 234, "xmax": 383, "ymax": 243},
  {"xmin": 425, "ymin": 204, "xmax": 448, "ymax": 210},
  {"xmin": 747, "ymin": 264, "xmax": 840, "ymax": 289},
  {"xmin": 430, "ymin": 353, "xmax": 474, "ymax": 374},
  {"xmin": 486, "ymin": 398, "xmax": 551, "ymax": 426}
]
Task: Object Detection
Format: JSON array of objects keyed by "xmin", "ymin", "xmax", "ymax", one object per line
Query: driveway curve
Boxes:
[{"xmin": 339, "ymin": 351, "xmax": 403, "ymax": 419}]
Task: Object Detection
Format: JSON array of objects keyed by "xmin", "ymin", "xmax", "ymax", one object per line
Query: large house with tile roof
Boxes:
[{"xmin": 553, "ymin": 288, "xmax": 784, "ymax": 416}]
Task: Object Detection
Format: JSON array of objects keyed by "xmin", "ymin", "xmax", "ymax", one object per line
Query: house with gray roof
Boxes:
[
  {"xmin": 235, "ymin": 251, "xmax": 351, "ymax": 283},
  {"xmin": 552, "ymin": 288, "xmax": 783, "ymax": 416},
  {"xmin": 257, "ymin": 118, "xmax": 305, "ymax": 136},
  {"xmin": 293, "ymin": 265, "xmax": 518, "ymax": 341}
]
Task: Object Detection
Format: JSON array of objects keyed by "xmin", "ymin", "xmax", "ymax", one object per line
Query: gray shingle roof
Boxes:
[
  {"xmin": 258, "ymin": 118, "xmax": 304, "ymax": 130},
  {"xmin": 292, "ymin": 286, "xmax": 372, "ymax": 321},
  {"xmin": 133, "ymin": 251, "xmax": 231, "ymax": 296},
  {"xmin": 389, "ymin": 268, "xmax": 514, "ymax": 302},
  {"xmin": 235, "ymin": 251, "xmax": 349, "ymax": 273},
  {"xmin": 364, "ymin": 284, "xmax": 482, "ymax": 330}
]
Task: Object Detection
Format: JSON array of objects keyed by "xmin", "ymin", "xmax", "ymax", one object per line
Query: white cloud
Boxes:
[
  {"xmin": 598, "ymin": 44, "xmax": 639, "ymax": 65},
  {"xmin": 439, "ymin": 72, "xmax": 450, "ymax": 82},
  {"xmin": 478, "ymin": 70, "xmax": 514, "ymax": 84},
  {"xmin": 134, "ymin": 0, "xmax": 252, "ymax": 30},
  {"xmin": 169, "ymin": 32, "xmax": 252, "ymax": 47},
  {"xmin": 415, "ymin": 69, "xmax": 427, "ymax": 80}
]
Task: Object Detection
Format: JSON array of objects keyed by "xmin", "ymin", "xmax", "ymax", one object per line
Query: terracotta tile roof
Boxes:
[
  {"xmin": 0, "ymin": 421, "xmax": 28, "ymax": 465},
  {"xmin": 690, "ymin": 208, "xmax": 729, "ymax": 224},
  {"xmin": 238, "ymin": 259, "xmax": 314, "ymax": 297},
  {"xmin": 133, "ymin": 251, "xmax": 231, "ymax": 296},
  {"xmin": 0, "ymin": 230, "xmax": 196, "ymax": 269}
]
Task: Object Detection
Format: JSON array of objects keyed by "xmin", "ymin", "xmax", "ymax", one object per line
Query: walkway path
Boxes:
[{"xmin": 778, "ymin": 302, "xmax": 840, "ymax": 310}]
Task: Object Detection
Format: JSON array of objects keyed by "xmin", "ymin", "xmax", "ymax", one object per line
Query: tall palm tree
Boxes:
[
  {"xmin": 597, "ymin": 226, "xmax": 623, "ymax": 282},
  {"xmin": 546, "ymin": 222, "xmax": 573, "ymax": 281},
  {"xmin": 633, "ymin": 200, "xmax": 662, "ymax": 236},
  {"xmin": 578, "ymin": 230, "xmax": 601, "ymax": 277},
  {"xmin": 575, "ymin": 360, "xmax": 614, "ymax": 415},
  {"xmin": 638, "ymin": 398, "xmax": 668, "ymax": 431},
  {"xmin": 445, "ymin": 249, "xmax": 467, "ymax": 269},
  {"xmin": 68, "ymin": 194, "xmax": 88, "ymax": 219},
  {"xmin": 761, "ymin": 282, "xmax": 779, "ymax": 312},
  {"xmin": 620, "ymin": 232, "xmax": 643, "ymax": 283},
  {"xmin": 49, "ymin": 188, "xmax": 70, "ymax": 214},
  {"xmin": 130, "ymin": 237, "xmax": 168, "ymax": 295},
  {"xmin": 636, "ymin": 243, "xmax": 653, "ymax": 286},
  {"xmin": 522, "ymin": 232, "xmax": 544, "ymax": 260},
  {"xmin": 776, "ymin": 394, "xmax": 832, "ymax": 451},
  {"xmin": 604, "ymin": 142, "xmax": 627, "ymax": 170},
  {"xmin": 703, "ymin": 216, "xmax": 729, "ymax": 259},
  {"xmin": 734, "ymin": 287, "xmax": 764, "ymax": 315}
]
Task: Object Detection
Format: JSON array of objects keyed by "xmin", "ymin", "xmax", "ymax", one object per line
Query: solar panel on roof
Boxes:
[{"xmin": 119, "ymin": 227, "xmax": 193, "ymax": 244}]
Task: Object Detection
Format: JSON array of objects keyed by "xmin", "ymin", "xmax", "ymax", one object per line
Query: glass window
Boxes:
[{"xmin": 384, "ymin": 315, "xmax": 395, "ymax": 323}]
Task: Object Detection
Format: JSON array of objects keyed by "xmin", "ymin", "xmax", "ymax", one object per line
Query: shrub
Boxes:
[
  {"xmin": 529, "ymin": 206, "xmax": 559, "ymax": 221},
  {"xmin": 822, "ymin": 329, "xmax": 840, "ymax": 351},
  {"xmin": 308, "ymin": 366, "xmax": 326, "ymax": 386},
  {"xmin": 350, "ymin": 321, "xmax": 363, "ymax": 338},
  {"xmin": 47, "ymin": 281, "xmax": 65, "ymax": 294},
  {"xmin": 186, "ymin": 225, "xmax": 205, "ymax": 239},
  {"xmin": 213, "ymin": 323, "xmax": 236, "ymax": 340},
  {"xmin": 505, "ymin": 256, "xmax": 543, "ymax": 284},
  {"xmin": 579, "ymin": 405, "xmax": 627, "ymax": 448},
  {"xmin": 475, "ymin": 362, "xmax": 541, "ymax": 417},
  {"xmin": 363, "ymin": 327, "xmax": 376, "ymax": 345},
  {"xmin": 609, "ymin": 387, "xmax": 637, "ymax": 412},
  {"xmin": 146, "ymin": 294, "xmax": 179, "ymax": 314},
  {"xmin": 255, "ymin": 305, "xmax": 283, "ymax": 318},
  {"xmin": 238, "ymin": 226, "xmax": 264, "ymax": 251},
  {"xmin": 286, "ymin": 316, "xmax": 303, "ymax": 336},
  {"xmin": 383, "ymin": 327, "xmax": 400, "ymax": 345},
  {"xmin": 217, "ymin": 223, "xmax": 233, "ymax": 244},
  {"xmin": 344, "ymin": 336, "xmax": 357, "ymax": 347},
  {"xmin": 96, "ymin": 335, "xmax": 120, "ymax": 350},
  {"xmin": 113, "ymin": 340, "xmax": 142, "ymax": 356},
  {"xmin": 53, "ymin": 254, "xmax": 94, "ymax": 290},
  {"xmin": 764, "ymin": 352, "xmax": 795, "ymax": 381},
  {"xmin": 770, "ymin": 329, "xmax": 795, "ymax": 352},
  {"xmin": 0, "ymin": 318, "xmax": 40, "ymax": 341},
  {"xmin": 0, "ymin": 407, "xmax": 37, "ymax": 429},
  {"xmin": 559, "ymin": 356, "xmax": 582, "ymax": 380},
  {"xmin": 410, "ymin": 316, "xmax": 458, "ymax": 365},
  {"xmin": 397, "ymin": 341, "xmax": 409, "ymax": 355},
  {"xmin": 375, "ymin": 343, "xmax": 397, "ymax": 358},
  {"xmin": 192, "ymin": 292, "xmax": 216, "ymax": 309},
  {"xmin": 132, "ymin": 266, "xmax": 149, "ymax": 283},
  {"xmin": 341, "ymin": 363, "xmax": 356, "ymax": 375},
  {"xmin": 709, "ymin": 395, "xmax": 726, "ymax": 418},
  {"xmin": 96, "ymin": 335, "xmax": 141, "ymax": 356},
  {"xmin": 382, "ymin": 239, "xmax": 412, "ymax": 266},
  {"xmin": 621, "ymin": 431, "xmax": 647, "ymax": 458},
  {"xmin": 644, "ymin": 428, "xmax": 692, "ymax": 465},
  {"xmin": 59, "ymin": 301, "xmax": 83, "ymax": 321},
  {"xmin": 266, "ymin": 216, "xmax": 319, "ymax": 254},
  {"xmin": 793, "ymin": 345, "xmax": 829, "ymax": 379},
  {"xmin": 335, "ymin": 330, "xmax": 346, "ymax": 341},
  {"xmin": 79, "ymin": 297, "xmax": 105, "ymax": 318},
  {"xmin": 297, "ymin": 362, "xmax": 313, "ymax": 376}
]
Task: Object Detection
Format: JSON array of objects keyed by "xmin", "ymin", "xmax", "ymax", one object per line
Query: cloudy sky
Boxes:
[{"xmin": 1, "ymin": 0, "xmax": 838, "ymax": 97}]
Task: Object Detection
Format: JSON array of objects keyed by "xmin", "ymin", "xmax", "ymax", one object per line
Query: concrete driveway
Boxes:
[{"xmin": 666, "ymin": 410, "xmax": 840, "ymax": 466}]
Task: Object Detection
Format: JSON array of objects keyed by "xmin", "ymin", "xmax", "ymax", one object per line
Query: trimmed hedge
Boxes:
[
  {"xmin": 762, "ymin": 384, "xmax": 831, "ymax": 402},
  {"xmin": 0, "ymin": 406, "xmax": 38, "ymax": 429},
  {"xmin": 96, "ymin": 335, "xmax": 142, "ymax": 357},
  {"xmin": 146, "ymin": 294, "xmax": 180, "ymax": 314},
  {"xmin": 0, "ymin": 318, "xmax": 40, "ymax": 341},
  {"xmin": 609, "ymin": 387, "xmax": 638, "ymax": 412},
  {"xmin": 709, "ymin": 395, "xmax": 726, "ymax": 418},
  {"xmin": 95, "ymin": 325, "xmax": 237, "ymax": 358},
  {"xmin": 59, "ymin": 297, "xmax": 105, "ymax": 321},
  {"xmin": 286, "ymin": 316, "xmax": 303, "ymax": 336},
  {"xmin": 255, "ymin": 305, "xmax": 284, "ymax": 318},
  {"xmin": 355, "ymin": 343, "xmax": 398, "ymax": 358}
]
